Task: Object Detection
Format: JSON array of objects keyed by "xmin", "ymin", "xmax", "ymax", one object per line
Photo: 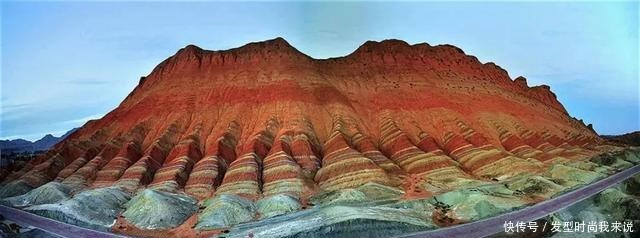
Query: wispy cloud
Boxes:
[
  {"xmin": 0, "ymin": 103, "xmax": 35, "ymax": 119},
  {"xmin": 1, "ymin": 103, "xmax": 33, "ymax": 110},
  {"xmin": 62, "ymin": 113, "xmax": 105, "ymax": 125}
]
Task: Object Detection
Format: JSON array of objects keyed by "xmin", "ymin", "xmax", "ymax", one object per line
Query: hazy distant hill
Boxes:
[
  {"xmin": 0, "ymin": 128, "xmax": 78, "ymax": 153},
  {"xmin": 602, "ymin": 131, "xmax": 640, "ymax": 146}
]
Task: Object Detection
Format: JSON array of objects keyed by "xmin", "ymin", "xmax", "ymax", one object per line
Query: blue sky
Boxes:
[{"xmin": 1, "ymin": 1, "xmax": 638, "ymax": 141}]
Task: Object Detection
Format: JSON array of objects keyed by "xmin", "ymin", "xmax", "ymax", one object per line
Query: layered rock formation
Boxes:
[{"xmin": 2, "ymin": 38, "xmax": 636, "ymax": 237}]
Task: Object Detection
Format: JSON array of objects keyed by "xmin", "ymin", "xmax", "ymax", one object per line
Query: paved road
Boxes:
[
  {"xmin": 398, "ymin": 164, "xmax": 640, "ymax": 238},
  {"xmin": 0, "ymin": 205, "xmax": 127, "ymax": 238}
]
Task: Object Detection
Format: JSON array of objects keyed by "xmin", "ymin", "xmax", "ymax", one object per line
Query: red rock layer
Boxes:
[
  {"xmin": 440, "ymin": 122, "xmax": 540, "ymax": 179},
  {"xmin": 115, "ymin": 122, "xmax": 183, "ymax": 192},
  {"xmin": 215, "ymin": 119, "xmax": 277, "ymax": 199},
  {"xmin": 351, "ymin": 132, "xmax": 404, "ymax": 175},
  {"xmin": 288, "ymin": 119, "xmax": 322, "ymax": 178},
  {"xmin": 184, "ymin": 122, "xmax": 239, "ymax": 200},
  {"xmin": 215, "ymin": 152, "xmax": 261, "ymax": 199},
  {"xmin": 315, "ymin": 117, "xmax": 393, "ymax": 191},
  {"xmin": 379, "ymin": 114, "xmax": 467, "ymax": 181},
  {"xmin": 512, "ymin": 124, "xmax": 590, "ymax": 161},
  {"xmin": 415, "ymin": 132, "xmax": 445, "ymax": 155},
  {"xmin": 262, "ymin": 130, "xmax": 312, "ymax": 197},
  {"xmin": 149, "ymin": 124, "xmax": 204, "ymax": 192},
  {"xmin": 61, "ymin": 136, "xmax": 125, "ymax": 192},
  {"xmin": 92, "ymin": 125, "xmax": 148, "ymax": 187},
  {"xmin": 491, "ymin": 122, "xmax": 564, "ymax": 164},
  {"xmin": 92, "ymin": 142, "xmax": 144, "ymax": 187}
]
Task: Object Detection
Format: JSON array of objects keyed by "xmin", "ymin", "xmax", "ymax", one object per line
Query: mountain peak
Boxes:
[
  {"xmin": 177, "ymin": 44, "xmax": 204, "ymax": 55},
  {"xmin": 176, "ymin": 37, "xmax": 296, "ymax": 56},
  {"xmin": 257, "ymin": 37, "xmax": 291, "ymax": 47},
  {"xmin": 233, "ymin": 37, "xmax": 304, "ymax": 56},
  {"xmin": 357, "ymin": 39, "xmax": 412, "ymax": 51},
  {"xmin": 143, "ymin": 37, "xmax": 310, "ymax": 82},
  {"xmin": 349, "ymin": 39, "xmax": 416, "ymax": 57},
  {"xmin": 1, "ymin": 128, "xmax": 77, "ymax": 153}
]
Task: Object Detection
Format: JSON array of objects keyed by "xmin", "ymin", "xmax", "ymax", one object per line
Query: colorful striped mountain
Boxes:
[{"xmin": 1, "ymin": 38, "xmax": 637, "ymax": 238}]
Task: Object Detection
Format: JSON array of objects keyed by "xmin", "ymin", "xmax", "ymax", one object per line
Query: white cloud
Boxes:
[{"xmin": 62, "ymin": 113, "xmax": 105, "ymax": 125}]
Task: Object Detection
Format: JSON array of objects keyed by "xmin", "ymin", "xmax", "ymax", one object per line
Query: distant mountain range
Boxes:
[
  {"xmin": 0, "ymin": 128, "xmax": 78, "ymax": 154},
  {"xmin": 602, "ymin": 131, "xmax": 640, "ymax": 146}
]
